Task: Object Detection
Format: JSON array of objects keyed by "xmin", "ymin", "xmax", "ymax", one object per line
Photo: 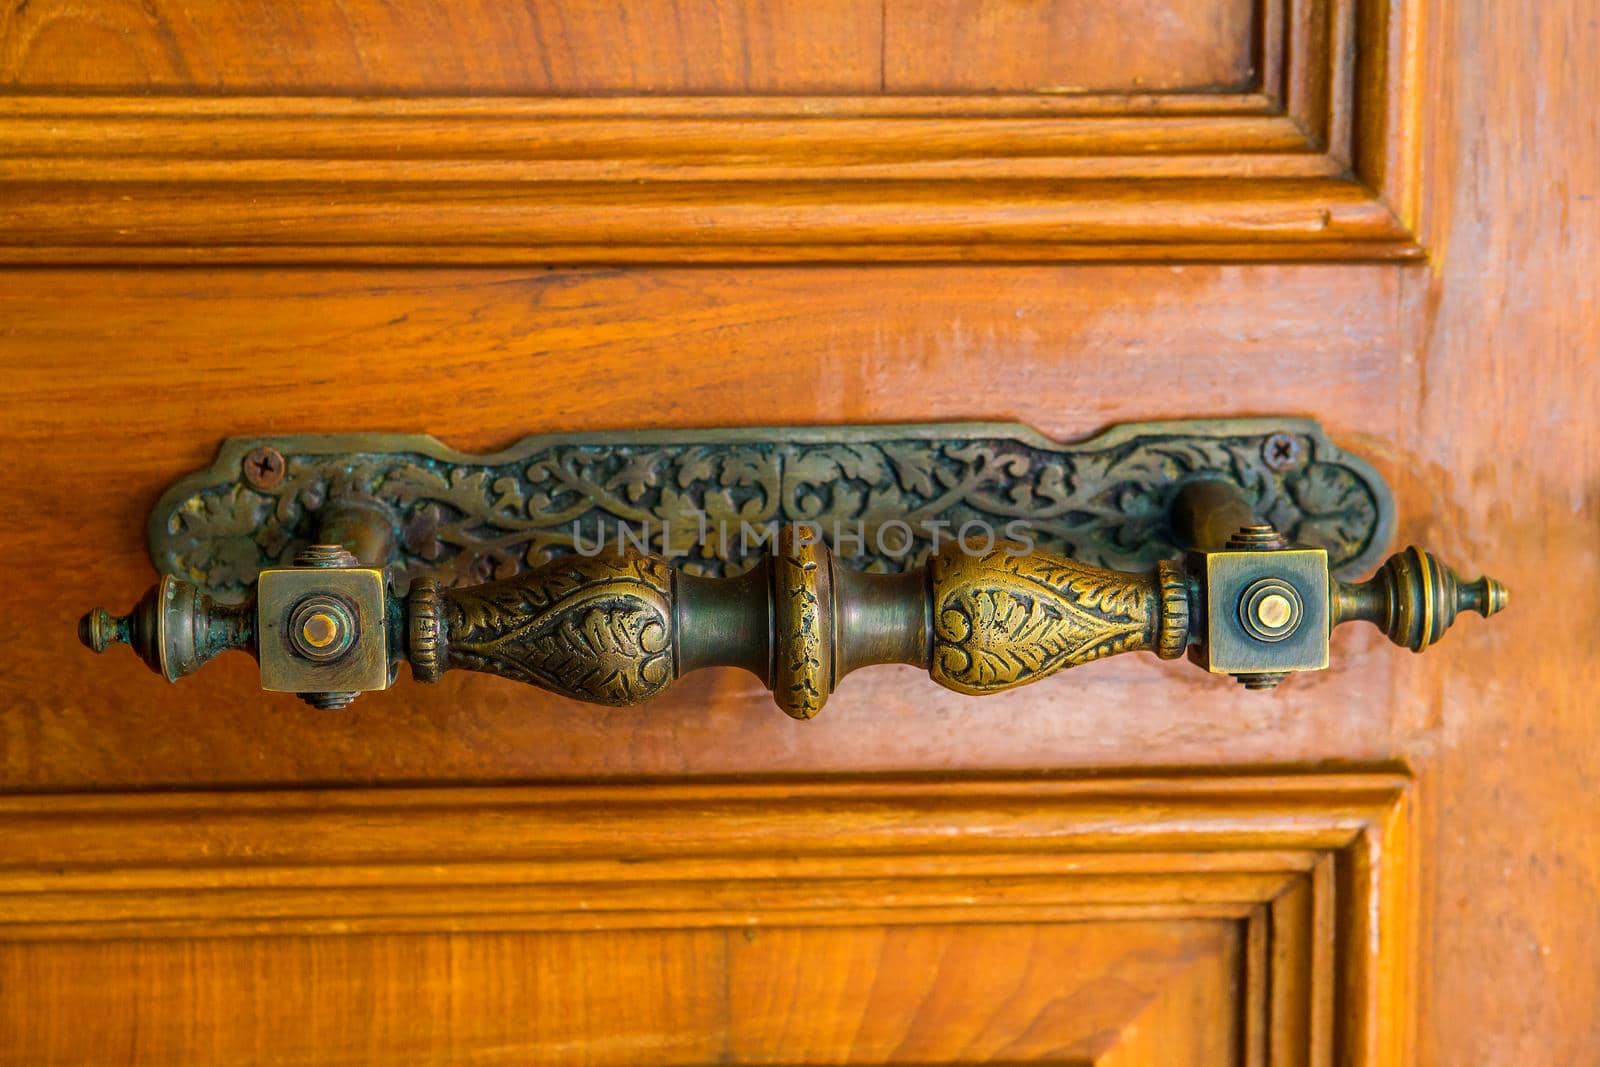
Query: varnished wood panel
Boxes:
[
  {"xmin": 727, "ymin": 922, "xmax": 1243, "ymax": 1065},
  {"xmin": 0, "ymin": 0, "xmax": 1422, "ymax": 262},
  {"xmin": 0, "ymin": 0, "xmax": 1594, "ymax": 1059},
  {"xmin": 0, "ymin": 774, "xmax": 1408, "ymax": 1065},
  {"xmin": 885, "ymin": 0, "xmax": 1259, "ymax": 93},
  {"xmin": 0, "ymin": 923, "xmax": 1241, "ymax": 1066},
  {"xmin": 1, "ymin": 0, "xmax": 1261, "ymax": 96},
  {"xmin": 0, "ymin": 264, "xmax": 1407, "ymax": 790},
  {"xmin": 0, "ymin": 0, "xmax": 884, "ymax": 94},
  {"xmin": 0, "ymin": 930, "xmax": 729, "ymax": 1066},
  {"xmin": 1394, "ymin": 0, "xmax": 1600, "ymax": 1061}
]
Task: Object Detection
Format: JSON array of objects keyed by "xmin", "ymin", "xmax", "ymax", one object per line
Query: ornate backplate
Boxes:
[{"xmin": 149, "ymin": 419, "xmax": 1395, "ymax": 601}]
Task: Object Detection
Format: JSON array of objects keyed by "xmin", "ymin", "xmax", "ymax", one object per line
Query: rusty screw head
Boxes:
[
  {"xmin": 243, "ymin": 446, "xmax": 286, "ymax": 490},
  {"xmin": 1261, "ymin": 432, "xmax": 1304, "ymax": 472}
]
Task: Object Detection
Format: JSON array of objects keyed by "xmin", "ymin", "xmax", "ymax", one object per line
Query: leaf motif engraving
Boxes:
[
  {"xmin": 155, "ymin": 425, "xmax": 1388, "ymax": 601},
  {"xmin": 930, "ymin": 549, "xmax": 1155, "ymax": 695},
  {"xmin": 442, "ymin": 555, "xmax": 674, "ymax": 706},
  {"xmin": 771, "ymin": 550, "xmax": 826, "ymax": 719}
]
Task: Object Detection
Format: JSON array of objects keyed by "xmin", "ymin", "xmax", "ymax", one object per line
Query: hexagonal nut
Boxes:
[{"xmin": 257, "ymin": 566, "xmax": 390, "ymax": 695}]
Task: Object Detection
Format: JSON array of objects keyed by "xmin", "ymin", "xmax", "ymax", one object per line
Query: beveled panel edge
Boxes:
[
  {"xmin": 0, "ymin": 771, "xmax": 1412, "ymax": 1063},
  {"xmin": 0, "ymin": 142, "xmax": 1418, "ymax": 264},
  {"xmin": 0, "ymin": 770, "xmax": 1408, "ymax": 916},
  {"xmin": 0, "ymin": 0, "xmax": 1283, "ymax": 104},
  {"xmin": 0, "ymin": 91, "xmax": 1283, "ymax": 119},
  {"xmin": 0, "ymin": 0, "xmax": 1426, "ymax": 264}
]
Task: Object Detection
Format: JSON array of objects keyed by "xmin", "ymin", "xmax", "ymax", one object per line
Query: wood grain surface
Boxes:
[
  {"xmin": 0, "ymin": 0, "xmax": 1595, "ymax": 1062},
  {"xmin": 0, "ymin": 0, "xmax": 883, "ymax": 94},
  {"xmin": 0, "ymin": 924, "xmax": 1240, "ymax": 1065},
  {"xmin": 1395, "ymin": 0, "xmax": 1600, "ymax": 1060},
  {"xmin": 0, "ymin": 0, "xmax": 1420, "ymax": 263},
  {"xmin": 0, "ymin": 773, "xmax": 1407, "ymax": 1065},
  {"xmin": 0, "ymin": 264, "xmax": 1408, "ymax": 787},
  {"xmin": 2, "ymin": 0, "xmax": 1257, "ymax": 94},
  {"xmin": 883, "ymin": 0, "xmax": 1260, "ymax": 93}
]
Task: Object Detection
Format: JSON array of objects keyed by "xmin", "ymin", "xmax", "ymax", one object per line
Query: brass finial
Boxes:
[
  {"xmin": 77, "ymin": 577, "xmax": 254, "ymax": 681},
  {"xmin": 78, "ymin": 606, "xmax": 127, "ymax": 654},
  {"xmin": 1335, "ymin": 545, "xmax": 1508, "ymax": 652},
  {"xmin": 78, "ymin": 584, "xmax": 165, "ymax": 675}
]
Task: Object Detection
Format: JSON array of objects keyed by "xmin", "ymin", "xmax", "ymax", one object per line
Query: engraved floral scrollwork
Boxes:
[
  {"xmin": 152, "ymin": 423, "xmax": 1391, "ymax": 601},
  {"xmin": 438, "ymin": 554, "xmax": 675, "ymax": 706},
  {"xmin": 929, "ymin": 547, "xmax": 1157, "ymax": 695},
  {"xmin": 770, "ymin": 529, "xmax": 833, "ymax": 720}
]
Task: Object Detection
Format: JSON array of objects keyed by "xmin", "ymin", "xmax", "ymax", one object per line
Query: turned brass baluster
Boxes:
[{"xmin": 399, "ymin": 529, "xmax": 1189, "ymax": 716}]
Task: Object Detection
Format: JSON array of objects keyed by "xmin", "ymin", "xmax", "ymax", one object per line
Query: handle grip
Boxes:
[
  {"xmin": 406, "ymin": 530, "xmax": 1190, "ymax": 716},
  {"xmin": 81, "ymin": 518, "xmax": 1506, "ymax": 711},
  {"xmin": 409, "ymin": 553, "xmax": 678, "ymax": 706},
  {"xmin": 927, "ymin": 550, "xmax": 1190, "ymax": 694}
]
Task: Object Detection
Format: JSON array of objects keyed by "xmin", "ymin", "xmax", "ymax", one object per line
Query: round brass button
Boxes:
[
  {"xmin": 1255, "ymin": 592, "xmax": 1294, "ymax": 630},
  {"xmin": 300, "ymin": 612, "xmax": 340, "ymax": 648},
  {"xmin": 287, "ymin": 594, "xmax": 357, "ymax": 662},
  {"xmin": 1238, "ymin": 578, "xmax": 1304, "ymax": 643}
]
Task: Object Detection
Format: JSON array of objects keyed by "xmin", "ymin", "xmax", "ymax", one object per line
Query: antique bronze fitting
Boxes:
[{"xmin": 80, "ymin": 420, "xmax": 1507, "ymax": 710}]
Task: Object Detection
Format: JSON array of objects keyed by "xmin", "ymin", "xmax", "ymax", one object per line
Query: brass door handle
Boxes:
[{"xmin": 81, "ymin": 477, "xmax": 1506, "ymax": 714}]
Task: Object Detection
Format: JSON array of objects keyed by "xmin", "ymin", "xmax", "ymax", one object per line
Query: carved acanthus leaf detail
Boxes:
[
  {"xmin": 440, "ymin": 554, "xmax": 675, "ymax": 706},
  {"xmin": 929, "ymin": 547, "xmax": 1157, "ymax": 695},
  {"xmin": 152, "ymin": 423, "xmax": 1391, "ymax": 602}
]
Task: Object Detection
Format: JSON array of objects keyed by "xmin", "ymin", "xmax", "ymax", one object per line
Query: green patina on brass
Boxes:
[
  {"xmin": 147, "ymin": 419, "xmax": 1396, "ymax": 602},
  {"xmin": 83, "ymin": 426, "xmax": 1511, "ymax": 710}
]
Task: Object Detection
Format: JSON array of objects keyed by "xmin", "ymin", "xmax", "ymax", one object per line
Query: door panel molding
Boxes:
[
  {"xmin": 0, "ymin": 0, "xmax": 1425, "ymax": 263},
  {"xmin": 0, "ymin": 771, "xmax": 1412, "ymax": 1063}
]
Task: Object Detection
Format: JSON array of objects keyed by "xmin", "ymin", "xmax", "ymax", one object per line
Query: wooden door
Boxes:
[{"xmin": 0, "ymin": 2, "xmax": 1593, "ymax": 1063}]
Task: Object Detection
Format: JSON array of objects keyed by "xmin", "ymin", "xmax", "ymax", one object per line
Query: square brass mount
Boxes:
[
  {"xmin": 1188, "ymin": 548, "xmax": 1331, "ymax": 676},
  {"xmin": 257, "ymin": 566, "xmax": 390, "ymax": 694}
]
